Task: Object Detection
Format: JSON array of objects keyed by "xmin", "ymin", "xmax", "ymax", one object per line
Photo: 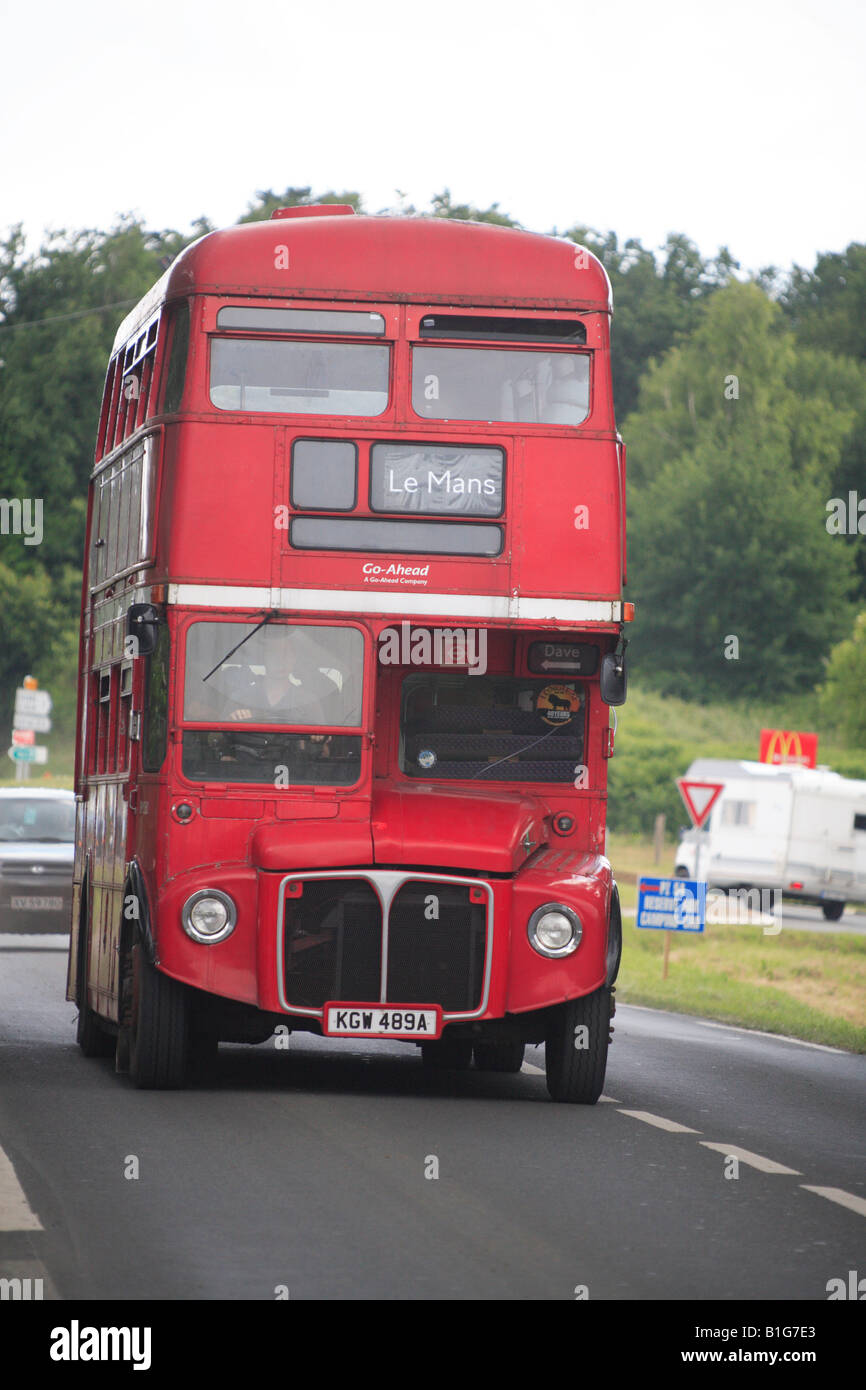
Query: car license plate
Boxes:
[
  {"xmin": 323, "ymin": 1003, "xmax": 441, "ymax": 1039},
  {"xmin": 10, "ymin": 896, "xmax": 64, "ymax": 910}
]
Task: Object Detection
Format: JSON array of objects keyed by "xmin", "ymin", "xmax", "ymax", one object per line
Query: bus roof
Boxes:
[{"xmin": 112, "ymin": 214, "xmax": 612, "ymax": 353}]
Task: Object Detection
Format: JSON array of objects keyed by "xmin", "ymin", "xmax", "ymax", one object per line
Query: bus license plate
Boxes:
[
  {"xmin": 324, "ymin": 1004, "xmax": 441, "ymax": 1039},
  {"xmin": 10, "ymin": 896, "xmax": 64, "ymax": 910}
]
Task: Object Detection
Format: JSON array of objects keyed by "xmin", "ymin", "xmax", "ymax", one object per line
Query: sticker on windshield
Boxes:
[
  {"xmin": 536, "ymin": 684, "xmax": 580, "ymax": 725},
  {"xmin": 417, "ymin": 749, "xmax": 437, "ymax": 769}
]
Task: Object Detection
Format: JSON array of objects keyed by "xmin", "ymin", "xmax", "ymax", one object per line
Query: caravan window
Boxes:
[{"xmin": 722, "ymin": 800, "xmax": 756, "ymax": 827}]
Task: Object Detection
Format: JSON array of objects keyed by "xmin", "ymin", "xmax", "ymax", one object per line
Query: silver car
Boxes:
[{"xmin": 0, "ymin": 788, "xmax": 75, "ymax": 933}]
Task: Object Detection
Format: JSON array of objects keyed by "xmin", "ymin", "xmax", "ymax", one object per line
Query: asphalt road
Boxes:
[{"xmin": 1, "ymin": 936, "xmax": 864, "ymax": 1301}]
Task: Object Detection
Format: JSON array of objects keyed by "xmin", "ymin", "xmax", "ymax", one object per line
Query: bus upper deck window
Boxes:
[
  {"xmin": 216, "ymin": 307, "xmax": 385, "ymax": 335},
  {"xmin": 210, "ymin": 339, "xmax": 389, "ymax": 417},
  {"xmin": 162, "ymin": 301, "xmax": 191, "ymax": 413},
  {"xmin": 412, "ymin": 346, "xmax": 589, "ymax": 426}
]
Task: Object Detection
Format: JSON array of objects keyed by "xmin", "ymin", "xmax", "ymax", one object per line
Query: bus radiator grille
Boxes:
[
  {"xmin": 386, "ymin": 883, "xmax": 486, "ymax": 1012},
  {"xmin": 284, "ymin": 879, "xmax": 382, "ymax": 1009},
  {"xmin": 282, "ymin": 878, "xmax": 487, "ymax": 1013}
]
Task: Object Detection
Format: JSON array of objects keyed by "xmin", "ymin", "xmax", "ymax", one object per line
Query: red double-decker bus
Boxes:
[{"xmin": 67, "ymin": 207, "xmax": 631, "ymax": 1101}]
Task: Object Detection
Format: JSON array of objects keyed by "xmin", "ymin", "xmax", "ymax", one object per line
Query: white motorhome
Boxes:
[{"xmin": 674, "ymin": 759, "xmax": 866, "ymax": 920}]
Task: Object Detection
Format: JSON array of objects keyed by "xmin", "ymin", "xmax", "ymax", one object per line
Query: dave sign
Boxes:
[{"xmin": 759, "ymin": 728, "xmax": 818, "ymax": 768}]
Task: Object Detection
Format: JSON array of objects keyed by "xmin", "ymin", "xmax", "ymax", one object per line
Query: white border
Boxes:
[{"xmin": 168, "ymin": 583, "xmax": 622, "ymax": 623}]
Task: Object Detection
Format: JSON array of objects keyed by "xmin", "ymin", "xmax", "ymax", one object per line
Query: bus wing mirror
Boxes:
[
  {"xmin": 600, "ymin": 650, "xmax": 627, "ymax": 706},
  {"xmin": 126, "ymin": 603, "xmax": 160, "ymax": 657}
]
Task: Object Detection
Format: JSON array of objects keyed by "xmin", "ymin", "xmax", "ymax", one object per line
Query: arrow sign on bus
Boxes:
[{"xmin": 676, "ymin": 779, "xmax": 724, "ymax": 830}]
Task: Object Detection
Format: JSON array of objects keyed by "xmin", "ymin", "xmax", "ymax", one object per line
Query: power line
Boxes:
[{"xmin": 0, "ymin": 299, "xmax": 137, "ymax": 332}]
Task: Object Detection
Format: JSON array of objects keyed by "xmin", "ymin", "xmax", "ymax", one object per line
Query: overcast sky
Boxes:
[{"xmin": 2, "ymin": 0, "xmax": 863, "ymax": 272}]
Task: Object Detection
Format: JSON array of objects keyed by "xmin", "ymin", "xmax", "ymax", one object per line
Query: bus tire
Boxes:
[
  {"xmin": 75, "ymin": 887, "xmax": 114, "ymax": 1059},
  {"xmin": 473, "ymin": 1040, "xmax": 525, "ymax": 1072},
  {"xmin": 421, "ymin": 1037, "xmax": 473, "ymax": 1069},
  {"xmin": 128, "ymin": 942, "xmax": 191, "ymax": 1089},
  {"xmin": 821, "ymin": 901, "xmax": 845, "ymax": 921},
  {"xmin": 545, "ymin": 986, "xmax": 611, "ymax": 1104}
]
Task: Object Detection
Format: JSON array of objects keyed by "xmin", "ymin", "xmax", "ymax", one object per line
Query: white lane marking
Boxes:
[
  {"xmin": 700, "ymin": 1142, "xmax": 801, "ymax": 1175},
  {"xmin": 619, "ymin": 1109, "xmax": 700, "ymax": 1134},
  {"xmin": 0, "ymin": 936, "xmax": 70, "ymax": 952},
  {"xmin": 0, "ymin": 1144, "xmax": 42, "ymax": 1231},
  {"xmin": 614, "ymin": 1002, "xmax": 846, "ymax": 1054},
  {"xmin": 691, "ymin": 1018, "xmax": 845, "ymax": 1054},
  {"xmin": 521, "ymin": 1062, "xmax": 620, "ymax": 1104},
  {"xmin": 800, "ymin": 1185, "xmax": 866, "ymax": 1218}
]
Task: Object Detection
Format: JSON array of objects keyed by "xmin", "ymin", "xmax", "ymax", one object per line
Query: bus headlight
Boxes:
[
  {"xmin": 528, "ymin": 904, "xmax": 581, "ymax": 958},
  {"xmin": 182, "ymin": 889, "xmax": 237, "ymax": 944}
]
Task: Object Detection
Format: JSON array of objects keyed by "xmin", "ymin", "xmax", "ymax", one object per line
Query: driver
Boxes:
[{"xmin": 221, "ymin": 625, "xmax": 343, "ymax": 729}]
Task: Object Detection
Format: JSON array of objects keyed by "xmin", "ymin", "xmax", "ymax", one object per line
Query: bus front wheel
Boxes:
[
  {"xmin": 545, "ymin": 987, "xmax": 611, "ymax": 1104},
  {"xmin": 127, "ymin": 942, "xmax": 191, "ymax": 1089}
]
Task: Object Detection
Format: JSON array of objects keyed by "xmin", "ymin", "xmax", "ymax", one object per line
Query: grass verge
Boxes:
[{"xmin": 608, "ymin": 833, "xmax": 866, "ymax": 1052}]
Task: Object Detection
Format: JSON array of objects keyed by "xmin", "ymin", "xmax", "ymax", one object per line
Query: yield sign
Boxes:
[{"xmin": 677, "ymin": 779, "xmax": 723, "ymax": 830}]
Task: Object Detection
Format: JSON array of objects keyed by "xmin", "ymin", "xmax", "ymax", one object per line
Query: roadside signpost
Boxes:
[
  {"xmin": 8, "ymin": 746, "xmax": 49, "ymax": 764},
  {"xmin": 676, "ymin": 777, "xmax": 724, "ymax": 887},
  {"xmin": 637, "ymin": 876, "xmax": 706, "ymax": 978},
  {"xmin": 9, "ymin": 677, "xmax": 51, "ymax": 781}
]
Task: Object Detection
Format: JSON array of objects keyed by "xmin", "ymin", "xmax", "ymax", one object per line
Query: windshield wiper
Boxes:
[{"xmin": 202, "ymin": 610, "xmax": 279, "ymax": 683}]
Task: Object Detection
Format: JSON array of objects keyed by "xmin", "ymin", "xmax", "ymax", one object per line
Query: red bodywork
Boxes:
[{"xmin": 67, "ymin": 212, "xmax": 627, "ymax": 1047}]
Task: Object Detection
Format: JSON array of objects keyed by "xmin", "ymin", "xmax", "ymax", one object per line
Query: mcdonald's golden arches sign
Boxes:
[{"xmin": 759, "ymin": 729, "xmax": 818, "ymax": 768}]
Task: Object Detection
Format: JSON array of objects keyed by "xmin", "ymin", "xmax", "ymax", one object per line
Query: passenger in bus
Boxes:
[{"xmin": 544, "ymin": 355, "xmax": 589, "ymax": 423}]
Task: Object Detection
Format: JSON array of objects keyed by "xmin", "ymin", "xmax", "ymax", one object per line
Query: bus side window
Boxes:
[
  {"xmin": 162, "ymin": 301, "xmax": 191, "ymax": 414},
  {"xmin": 116, "ymin": 661, "xmax": 134, "ymax": 774},
  {"xmin": 142, "ymin": 624, "xmax": 170, "ymax": 772}
]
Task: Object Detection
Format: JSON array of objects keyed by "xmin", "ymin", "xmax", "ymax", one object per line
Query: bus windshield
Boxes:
[
  {"xmin": 210, "ymin": 339, "xmax": 389, "ymax": 415},
  {"xmin": 412, "ymin": 347, "xmax": 589, "ymax": 425},
  {"xmin": 181, "ymin": 623, "xmax": 365, "ymax": 787},
  {"xmin": 184, "ymin": 623, "xmax": 364, "ymax": 726}
]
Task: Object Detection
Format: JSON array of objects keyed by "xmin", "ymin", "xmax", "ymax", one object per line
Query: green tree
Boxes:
[
  {"xmin": 0, "ymin": 561, "xmax": 79, "ymax": 748},
  {"xmin": 624, "ymin": 282, "xmax": 860, "ymax": 698},
  {"xmin": 781, "ymin": 244, "xmax": 866, "ymax": 603},
  {"xmin": 0, "ymin": 218, "xmax": 194, "ymax": 577},
  {"xmin": 820, "ymin": 611, "xmax": 866, "ymax": 748},
  {"xmin": 781, "ymin": 243, "xmax": 866, "ymax": 361},
  {"xmin": 559, "ymin": 228, "xmax": 738, "ymax": 420}
]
